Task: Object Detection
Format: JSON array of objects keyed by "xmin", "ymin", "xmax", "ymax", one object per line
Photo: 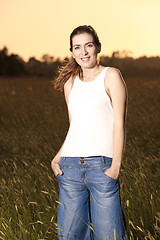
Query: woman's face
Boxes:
[{"xmin": 72, "ymin": 33, "xmax": 101, "ymax": 69}]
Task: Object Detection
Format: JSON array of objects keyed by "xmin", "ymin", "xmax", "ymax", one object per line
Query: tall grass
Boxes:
[{"xmin": 0, "ymin": 75, "xmax": 159, "ymax": 239}]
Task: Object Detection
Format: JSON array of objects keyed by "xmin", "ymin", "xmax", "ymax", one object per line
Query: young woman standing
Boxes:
[{"xmin": 51, "ymin": 25, "xmax": 128, "ymax": 240}]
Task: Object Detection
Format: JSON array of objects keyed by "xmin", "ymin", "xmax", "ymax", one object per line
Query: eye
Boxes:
[
  {"xmin": 87, "ymin": 44, "xmax": 93, "ymax": 47},
  {"xmin": 74, "ymin": 46, "xmax": 80, "ymax": 50}
]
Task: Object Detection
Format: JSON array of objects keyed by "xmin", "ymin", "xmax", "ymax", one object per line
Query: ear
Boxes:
[{"xmin": 97, "ymin": 44, "xmax": 101, "ymax": 54}]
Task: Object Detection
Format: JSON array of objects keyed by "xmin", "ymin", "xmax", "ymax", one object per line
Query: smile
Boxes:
[{"xmin": 81, "ymin": 57, "xmax": 90, "ymax": 61}]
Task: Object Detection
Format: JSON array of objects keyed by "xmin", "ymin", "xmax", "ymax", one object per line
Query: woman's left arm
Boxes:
[{"xmin": 104, "ymin": 67, "xmax": 127, "ymax": 180}]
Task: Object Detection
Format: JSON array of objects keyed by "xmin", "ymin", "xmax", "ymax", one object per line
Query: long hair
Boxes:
[{"xmin": 54, "ymin": 25, "xmax": 101, "ymax": 91}]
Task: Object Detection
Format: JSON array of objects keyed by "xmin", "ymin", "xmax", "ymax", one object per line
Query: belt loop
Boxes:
[{"xmin": 101, "ymin": 156, "xmax": 105, "ymax": 164}]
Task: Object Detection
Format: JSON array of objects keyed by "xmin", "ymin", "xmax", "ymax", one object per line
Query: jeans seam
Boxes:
[{"xmin": 101, "ymin": 156, "xmax": 105, "ymax": 164}]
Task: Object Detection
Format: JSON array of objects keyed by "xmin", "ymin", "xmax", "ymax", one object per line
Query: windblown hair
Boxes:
[{"xmin": 54, "ymin": 25, "xmax": 101, "ymax": 91}]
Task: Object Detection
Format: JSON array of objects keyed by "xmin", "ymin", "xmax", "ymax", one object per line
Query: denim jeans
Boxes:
[{"xmin": 56, "ymin": 156, "xmax": 128, "ymax": 240}]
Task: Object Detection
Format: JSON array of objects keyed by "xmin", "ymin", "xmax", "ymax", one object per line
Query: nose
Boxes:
[{"xmin": 81, "ymin": 46, "xmax": 88, "ymax": 55}]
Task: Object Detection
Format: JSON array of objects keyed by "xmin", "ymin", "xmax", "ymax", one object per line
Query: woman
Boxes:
[{"xmin": 51, "ymin": 25, "xmax": 128, "ymax": 240}]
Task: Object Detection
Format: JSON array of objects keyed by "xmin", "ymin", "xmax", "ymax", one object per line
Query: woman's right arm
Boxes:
[
  {"xmin": 51, "ymin": 143, "xmax": 65, "ymax": 176},
  {"xmin": 51, "ymin": 77, "xmax": 72, "ymax": 176}
]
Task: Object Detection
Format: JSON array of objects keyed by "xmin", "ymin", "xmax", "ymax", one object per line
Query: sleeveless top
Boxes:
[{"xmin": 60, "ymin": 67, "xmax": 114, "ymax": 157}]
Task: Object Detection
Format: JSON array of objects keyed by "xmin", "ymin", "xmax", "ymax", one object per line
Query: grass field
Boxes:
[{"xmin": 0, "ymin": 74, "xmax": 160, "ymax": 239}]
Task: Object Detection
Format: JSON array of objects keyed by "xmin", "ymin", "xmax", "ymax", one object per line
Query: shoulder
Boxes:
[
  {"xmin": 64, "ymin": 76, "xmax": 74, "ymax": 104},
  {"xmin": 104, "ymin": 67, "xmax": 127, "ymax": 101},
  {"xmin": 105, "ymin": 67, "xmax": 126, "ymax": 88},
  {"xmin": 106, "ymin": 67, "xmax": 122, "ymax": 80},
  {"xmin": 64, "ymin": 76, "xmax": 73, "ymax": 88}
]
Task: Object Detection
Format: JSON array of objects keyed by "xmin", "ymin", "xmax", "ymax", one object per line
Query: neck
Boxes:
[{"xmin": 81, "ymin": 64, "xmax": 100, "ymax": 81}]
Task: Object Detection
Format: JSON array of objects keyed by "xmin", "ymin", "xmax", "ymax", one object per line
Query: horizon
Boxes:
[{"xmin": 1, "ymin": 45, "xmax": 160, "ymax": 62}]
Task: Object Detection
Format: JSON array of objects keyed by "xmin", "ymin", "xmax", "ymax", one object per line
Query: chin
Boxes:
[{"xmin": 79, "ymin": 60, "xmax": 96, "ymax": 68}]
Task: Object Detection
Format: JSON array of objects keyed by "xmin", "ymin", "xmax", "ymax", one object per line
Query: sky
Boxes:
[{"xmin": 0, "ymin": 0, "xmax": 160, "ymax": 61}]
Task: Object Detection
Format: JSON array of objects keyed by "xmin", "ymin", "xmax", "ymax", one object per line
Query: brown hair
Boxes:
[{"xmin": 54, "ymin": 25, "xmax": 101, "ymax": 91}]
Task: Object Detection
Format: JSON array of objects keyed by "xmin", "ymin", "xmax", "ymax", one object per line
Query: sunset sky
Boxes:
[{"xmin": 0, "ymin": 0, "xmax": 160, "ymax": 61}]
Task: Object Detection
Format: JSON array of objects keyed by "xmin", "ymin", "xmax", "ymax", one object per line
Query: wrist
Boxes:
[
  {"xmin": 110, "ymin": 165, "xmax": 120, "ymax": 174},
  {"xmin": 51, "ymin": 159, "xmax": 60, "ymax": 167}
]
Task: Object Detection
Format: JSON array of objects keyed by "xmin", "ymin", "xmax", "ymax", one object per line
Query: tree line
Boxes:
[{"xmin": 0, "ymin": 46, "xmax": 160, "ymax": 78}]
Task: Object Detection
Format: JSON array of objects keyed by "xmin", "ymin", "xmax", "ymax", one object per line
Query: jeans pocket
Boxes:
[
  {"xmin": 102, "ymin": 170, "xmax": 118, "ymax": 181},
  {"xmin": 59, "ymin": 157, "xmax": 67, "ymax": 171},
  {"xmin": 56, "ymin": 173, "xmax": 60, "ymax": 179},
  {"xmin": 59, "ymin": 156, "xmax": 66, "ymax": 165},
  {"xmin": 101, "ymin": 164, "xmax": 118, "ymax": 181},
  {"xmin": 56, "ymin": 172, "xmax": 64, "ymax": 181}
]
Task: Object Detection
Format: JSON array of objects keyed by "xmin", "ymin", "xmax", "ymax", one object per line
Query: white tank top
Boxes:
[{"xmin": 61, "ymin": 67, "xmax": 114, "ymax": 157}]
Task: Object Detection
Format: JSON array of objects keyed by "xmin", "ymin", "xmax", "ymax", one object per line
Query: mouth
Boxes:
[{"xmin": 81, "ymin": 57, "xmax": 90, "ymax": 61}]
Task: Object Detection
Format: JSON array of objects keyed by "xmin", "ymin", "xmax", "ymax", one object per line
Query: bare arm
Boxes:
[
  {"xmin": 104, "ymin": 67, "xmax": 127, "ymax": 179},
  {"xmin": 51, "ymin": 77, "xmax": 72, "ymax": 176}
]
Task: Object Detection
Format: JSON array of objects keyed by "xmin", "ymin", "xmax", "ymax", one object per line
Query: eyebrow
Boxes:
[{"xmin": 73, "ymin": 41, "xmax": 94, "ymax": 47}]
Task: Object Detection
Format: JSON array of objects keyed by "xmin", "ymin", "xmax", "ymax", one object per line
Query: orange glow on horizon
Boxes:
[{"xmin": 0, "ymin": 0, "xmax": 160, "ymax": 61}]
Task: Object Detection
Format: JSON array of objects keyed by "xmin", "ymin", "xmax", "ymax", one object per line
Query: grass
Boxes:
[{"xmin": 0, "ymin": 75, "xmax": 160, "ymax": 239}]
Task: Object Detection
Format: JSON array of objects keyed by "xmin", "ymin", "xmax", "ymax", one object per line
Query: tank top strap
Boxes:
[
  {"xmin": 99, "ymin": 66, "xmax": 110, "ymax": 81},
  {"xmin": 99, "ymin": 66, "xmax": 111, "ymax": 87}
]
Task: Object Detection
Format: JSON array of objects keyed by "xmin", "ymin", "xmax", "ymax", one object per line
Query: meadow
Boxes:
[{"xmin": 0, "ymin": 74, "xmax": 159, "ymax": 240}]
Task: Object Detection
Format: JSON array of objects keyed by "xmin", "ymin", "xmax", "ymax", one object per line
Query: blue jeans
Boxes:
[{"xmin": 56, "ymin": 156, "xmax": 128, "ymax": 240}]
